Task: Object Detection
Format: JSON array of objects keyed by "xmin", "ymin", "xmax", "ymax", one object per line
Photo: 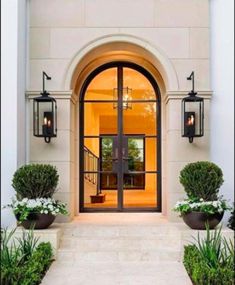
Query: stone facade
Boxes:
[{"xmin": 28, "ymin": 0, "xmax": 211, "ymax": 221}]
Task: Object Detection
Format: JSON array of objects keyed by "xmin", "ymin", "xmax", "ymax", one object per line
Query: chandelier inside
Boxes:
[{"xmin": 113, "ymin": 87, "xmax": 132, "ymax": 110}]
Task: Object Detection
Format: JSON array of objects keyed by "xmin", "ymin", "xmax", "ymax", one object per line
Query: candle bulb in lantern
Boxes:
[
  {"xmin": 184, "ymin": 112, "xmax": 195, "ymax": 137},
  {"xmin": 47, "ymin": 119, "xmax": 53, "ymax": 135},
  {"xmin": 186, "ymin": 113, "xmax": 195, "ymax": 137},
  {"xmin": 42, "ymin": 117, "xmax": 48, "ymax": 136}
]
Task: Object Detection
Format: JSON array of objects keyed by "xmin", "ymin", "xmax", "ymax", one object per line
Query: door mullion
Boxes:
[{"xmin": 117, "ymin": 66, "xmax": 123, "ymax": 210}]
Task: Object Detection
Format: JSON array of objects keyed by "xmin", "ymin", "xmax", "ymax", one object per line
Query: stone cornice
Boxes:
[
  {"xmin": 165, "ymin": 90, "xmax": 213, "ymax": 103},
  {"xmin": 26, "ymin": 90, "xmax": 77, "ymax": 104}
]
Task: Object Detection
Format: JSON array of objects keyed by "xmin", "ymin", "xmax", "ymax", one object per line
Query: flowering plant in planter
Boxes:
[
  {"xmin": 5, "ymin": 198, "xmax": 68, "ymax": 222},
  {"xmin": 174, "ymin": 197, "xmax": 230, "ymax": 216},
  {"xmin": 173, "ymin": 161, "xmax": 231, "ymax": 229},
  {"xmin": 7, "ymin": 163, "xmax": 68, "ymax": 229}
]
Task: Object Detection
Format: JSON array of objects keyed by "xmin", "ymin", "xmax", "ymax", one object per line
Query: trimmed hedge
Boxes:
[
  {"xmin": 12, "ymin": 164, "xmax": 59, "ymax": 199},
  {"xmin": 184, "ymin": 245, "xmax": 234, "ymax": 285},
  {"xmin": 180, "ymin": 161, "xmax": 224, "ymax": 201},
  {"xmin": 1, "ymin": 242, "xmax": 53, "ymax": 285}
]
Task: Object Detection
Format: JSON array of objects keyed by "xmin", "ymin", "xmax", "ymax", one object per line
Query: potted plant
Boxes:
[
  {"xmin": 227, "ymin": 203, "xmax": 235, "ymax": 231},
  {"xmin": 6, "ymin": 164, "xmax": 68, "ymax": 229},
  {"xmin": 173, "ymin": 161, "xmax": 231, "ymax": 230}
]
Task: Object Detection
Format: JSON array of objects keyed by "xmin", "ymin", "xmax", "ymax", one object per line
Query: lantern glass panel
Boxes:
[
  {"xmin": 33, "ymin": 99, "xmax": 57, "ymax": 137},
  {"xmin": 182, "ymin": 98, "xmax": 204, "ymax": 138},
  {"xmin": 185, "ymin": 101, "xmax": 200, "ymax": 135}
]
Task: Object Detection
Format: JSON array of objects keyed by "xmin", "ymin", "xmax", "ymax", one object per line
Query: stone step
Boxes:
[
  {"xmin": 41, "ymin": 261, "xmax": 191, "ymax": 285},
  {"xmin": 56, "ymin": 249, "xmax": 182, "ymax": 263},
  {"xmin": 59, "ymin": 236, "xmax": 181, "ymax": 251},
  {"xmin": 62, "ymin": 225, "xmax": 181, "ymax": 238}
]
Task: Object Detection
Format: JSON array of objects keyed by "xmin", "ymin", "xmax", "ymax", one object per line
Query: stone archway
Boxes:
[
  {"xmin": 64, "ymin": 35, "xmax": 179, "ymax": 93},
  {"xmin": 64, "ymin": 36, "xmax": 177, "ymax": 217}
]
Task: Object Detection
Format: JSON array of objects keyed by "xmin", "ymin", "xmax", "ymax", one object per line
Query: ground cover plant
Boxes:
[
  {"xmin": 183, "ymin": 225, "xmax": 234, "ymax": 285},
  {"xmin": 1, "ymin": 228, "xmax": 53, "ymax": 285}
]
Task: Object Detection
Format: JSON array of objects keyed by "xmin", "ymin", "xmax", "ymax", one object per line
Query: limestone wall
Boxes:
[{"xmin": 28, "ymin": 0, "xmax": 211, "ymax": 221}]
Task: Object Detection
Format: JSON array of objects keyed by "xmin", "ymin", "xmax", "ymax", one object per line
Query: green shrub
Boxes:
[
  {"xmin": 183, "ymin": 226, "xmax": 234, "ymax": 285},
  {"xmin": 20, "ymin": 242, "xmax": 53, "ymax": 285},
  {"xmin": 1, "ymin": 228, "xmax": 53, "ymax": 285},
  {"xmin": 228, "ymin": 204, "xmax": 235, "ymax": 231},
  {"xmin": 180, "ymin": 161, "xmax": 224, "ymax": 201},
  {"xmin": 1, "ymin": 228, "xmax": 25, "ymax": 284},
  {"xmin": 12, "ymin": 164, "xmax": 59, "ymax": 199}
]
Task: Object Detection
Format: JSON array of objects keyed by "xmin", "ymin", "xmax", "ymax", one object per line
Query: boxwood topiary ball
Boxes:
[
  {"xmin": 12, "ymin": 164, "xmax": 59, "ymax": 199},
  {"xmin": 179, "ymin": 161, "xmax": 224, "ymax": 201}
]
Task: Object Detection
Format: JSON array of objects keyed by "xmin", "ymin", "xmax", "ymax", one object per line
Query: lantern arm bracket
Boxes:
[
  {"xmin": 41, "ymin": 71, "xmax": 51, "ymax": 96},
  {"xmin": 187, "ymin": 71, "xmax": 197, "ymax": 97}
]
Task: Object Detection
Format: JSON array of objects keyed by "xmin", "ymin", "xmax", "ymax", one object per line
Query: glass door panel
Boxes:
[
  {"xmin": 145, "ymin": 138, "xmax": 157, "ymax": 172},
  {"xmin": 83, "ymin": 66, "xmax": 118, "ymax": 209},
  {"xmin": 123, "ymin": 173, "xmax": 157, "ymax": 208},
  {"xmin": 81, "ymin": 63, "xmax": 160, "ymax": 211},
  {"xmin": 85, "ymin": 68, "xmax": 117, "ymax": 101},
  {"xmin": 84, "ymin": 102, "xmax": 118, "ymax": 136},
  {"xmin": 100, "ymin": 137, "xmax": 117, "ymax": 190},
  {"xmin": 122, "ymin": 102, "xmax": 157, "ymax": 135},
  {"xmin": 123, "ymin": 68, "xmax": 156, "ymax": 100}
]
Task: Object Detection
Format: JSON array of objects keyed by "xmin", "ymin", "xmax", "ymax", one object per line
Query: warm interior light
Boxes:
[
  {"xmin": 47, "ymin": 120, "xmax": 51, "ymax": 127},
  {"xmin": 44, "ymin": 117, "xmax": 47, "ymax": 125},
  {"xmin": 187, "ymin": 115, "xmax": 195, "ymax": 126}
]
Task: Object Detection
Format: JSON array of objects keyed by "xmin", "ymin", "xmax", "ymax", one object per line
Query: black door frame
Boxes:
[{"xmin": 79, "ymin": 61, "xmax": 162, "ymax": 212}]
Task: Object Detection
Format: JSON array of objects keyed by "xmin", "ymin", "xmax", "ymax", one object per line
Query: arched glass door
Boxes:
[{"xmin": 80, "ymin": 62, "xmax": 161, "ymax": 212}]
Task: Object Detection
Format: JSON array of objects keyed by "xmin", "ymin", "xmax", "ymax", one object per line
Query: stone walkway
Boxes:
[{"xmin": 41, "ymin": 214, "xmax": 192, "ymax": 285}]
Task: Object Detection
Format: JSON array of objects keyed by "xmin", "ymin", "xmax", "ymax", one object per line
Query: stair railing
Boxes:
[{"xmin": 84, "ymin": 146, "xmax": 101, "ymax": 195}]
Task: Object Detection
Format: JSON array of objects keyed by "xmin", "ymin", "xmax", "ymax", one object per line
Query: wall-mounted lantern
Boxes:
[
  {"xmin": 33, "ymin": 72, "xmax": 57, "ymax": 143},
  {"xmin": 182, "ymin": 71, "xmax": 204, "ymax": 143}
]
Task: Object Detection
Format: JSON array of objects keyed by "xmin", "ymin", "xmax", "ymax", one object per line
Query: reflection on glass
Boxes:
[
  {"xmin": 128, "ymin": 138, "xmax": 144, "ymax": 171},
  {"xmin": 123, "ymin": 102, "xmax": 157, "ymax": 135},
  {"xmin": 123, "ymin": 68, "xmax": 155, "ymax": 100},
  {"xmin": 85, "ymin": 68, "xmax": 117, "ymax": 101}
]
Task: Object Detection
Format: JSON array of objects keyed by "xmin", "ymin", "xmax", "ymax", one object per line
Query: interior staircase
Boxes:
[{"xmin": 41, "ymin": 214, "xmax": 192, "ymax": 285}]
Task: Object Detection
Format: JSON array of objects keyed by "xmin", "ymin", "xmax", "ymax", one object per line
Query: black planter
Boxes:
[
  {"xmin": 16, "ymin": 213, "xmax": 56, "ymax": 229},
  {"xmin": 182, "ymin": 211, "xmax": 224, "ymax": 230}
]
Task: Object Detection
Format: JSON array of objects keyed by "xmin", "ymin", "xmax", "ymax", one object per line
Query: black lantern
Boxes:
[
  {"xmin": 182, "ymin": 72, "xmax": 204, "ymax": 143},
  {"xmin": 33, "ymin": 72, "xmax": 57, "ymax": 143}
]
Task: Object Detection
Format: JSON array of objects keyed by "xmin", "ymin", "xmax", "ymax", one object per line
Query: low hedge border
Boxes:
[
  {"xmin": 183, "ymin": 245, "xmax": 234, "ymax": 285},
  {"xmin": 1, "ymin": 242, "xmax": 53, "ymax": 285}
]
